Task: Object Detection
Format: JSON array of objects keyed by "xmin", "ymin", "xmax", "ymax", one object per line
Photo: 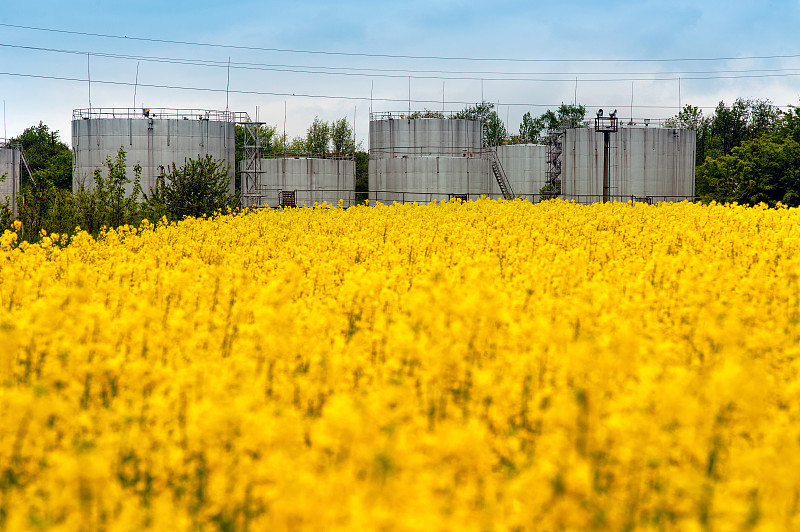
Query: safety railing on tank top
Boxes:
[
  {"xmin": 72, "ymin": 108, "xmax": 249, "ymax": 122},
  {"xmin": 259, "ymin": 152, "xmax": 355, "ymax": 160},
  {"xmin": 558, "ymin": 194, "xmax": 699, "ymax": 204},
  {"xmin": 369, "ymin": 146, "xmax": 492, "ymax": 158},
  {"xmin": 367, "ymin": 191, "xmax": 517, "ymax": 204},
  {"xmin": 369, "ymin": 111, "xmax": 468, "ymax": 120},
  {"xmin": 241, "ymin": 189, "xmax": 358, "ymax": 207}
]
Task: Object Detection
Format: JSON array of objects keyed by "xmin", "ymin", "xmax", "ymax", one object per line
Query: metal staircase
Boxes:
[
  {"xmin": 545, "ymin": 131, "xmax": 563, "ymax": 196},
  {"xmin": 489, "ymin": 149, "xmax": 515, "ymax": 200},
  {"xmin": 238, "ymin": 119, "xmax": 265, "ymax": 208}
]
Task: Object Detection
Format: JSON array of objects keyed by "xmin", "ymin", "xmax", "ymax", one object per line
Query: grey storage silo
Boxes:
[
  {"xmin": 72, "ymin": 108, "xmax": 236, "ymax": 196},
  {"xmin": 0, "ymin": 141, "xmax": 20, "ymax": 217},
  {"xmin": 561, "ymin": 126, "xmax": 696, "ymax": 204},
  {"xmin": 494, "ymin": 144, "xmax": 548, "ymax": 201},
  {"xmin": 241, "ymin": 155, "xmax": 356, "ymax": 208},
  {"xmin": 368, "ymin": 114, "xmax": 491, "ymax": 204}
]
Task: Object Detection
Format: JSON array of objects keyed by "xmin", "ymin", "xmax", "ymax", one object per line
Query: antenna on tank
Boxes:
[
  {"xmin": 370, "ymin": 81, "xmax": 374, "ymax": 115},
  {"xmin": 283, "ymin": 101, "xmax": 287, "ymax": 149},
  {"xmin": 442, "ymin": 82, "xmax": 445, "ymax": 112},
  {"xmin": 408, "ymin": 76, "xmax": 411, "ymax": 115},
  {"xmin": 133, "ymin": 62, "xmax": 139, "ymax": 110},
  {"xmin": 225, "ymin": 57, "xmax": 231, "ymax": 113},
  {"xmin": 630, "ymin": 82, "xmax": 634, "ymax": 125},
  {"xmin": 574, "ymin": 77, "xmax": 578, "ymax": 106},
  {"xmin": 3, "ymin": 100, "xmax": 6, "ymax": 141},
  {"xmin": 87, "ymin": 53, "xmax": 92, "ymax": 112}
]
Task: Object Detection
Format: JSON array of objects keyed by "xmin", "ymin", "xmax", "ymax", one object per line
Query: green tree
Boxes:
[
  {"xmin": 696, "ymin": 129, "xmax": 800, "ymax": 207},
  {"xmin": 331, "ymin": 117, "xmax": 357, "ymax": 155},
  {"xmin": 13, "ymin": 122, "xmax": 72, "ymax": 189},
  {"xmin": 74, "ymin": 146, "xmax": 142, "ymax": 233},
  {"xmin": 484, "ymin": 112, "xmax": 507, "ymax": 147},
  {"xmin": 146, "ymin": 155, "xmax": 236, "ymax": 221},
  {"xmin": 519, "ymin": 104, "xmax": 586, "ymax": 143},
  {"xmin": 408, "ymin": 110, "xmax": 445, "ymax": 119},
  {"xmin": 306, "ymin": 118, "xmax": 331, "ymax": 155},
  {"xmin": 355, "ymin": 151, "xmax": 368, "ymax": 202},
  {"xmin": 453, "ymin": 102, "xmax": 508, "ymax": 146}
]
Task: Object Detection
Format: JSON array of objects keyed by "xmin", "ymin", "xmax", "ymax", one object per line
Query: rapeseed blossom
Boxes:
[{"xmin": 1, "ymin": 199, "xmax": 799, "ymax": 531}]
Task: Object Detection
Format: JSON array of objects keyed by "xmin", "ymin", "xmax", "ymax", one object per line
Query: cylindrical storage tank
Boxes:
[
  {"xmin": 494, "ymin": 144, "xmax": 549, "ymax": 202},
  {"xmin": 0, "ymin": 142, "xmax": 20, "ymax": 217},
  {"xmin": 370, "ymin": 115, "xmax": 483, "ymax": 158},
  {"xmin": 369, "ymin": 155, "xmax": 489, "ymax": 204},
  {"xmin": 72, "ymin": 108, "xmax": 236, "ymax": 197},
  {"xmin": 561, "ymin": 127, "xmax": 696, "ymax": 204},
  {"xmin": 368, "ymin": 115, "xmax": 490, "ymax": 203},
  {"xmin": 243, "ymin": 157, "xmax": 356, "ymax": 208}
]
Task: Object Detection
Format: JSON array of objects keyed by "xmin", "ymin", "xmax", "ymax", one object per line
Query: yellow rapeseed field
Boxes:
[{"xmin": 1, "ymin": 199, "xmax": 800, "ymax": 531}]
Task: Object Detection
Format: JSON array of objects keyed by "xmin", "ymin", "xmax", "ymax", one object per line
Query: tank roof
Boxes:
[
  {"xmin": 72, "ymin": 108, "xmax": 250, "ymax": 122},
  {"xmin": 370, "ymin": 111, "xmax": 478, "ymax": 121}
]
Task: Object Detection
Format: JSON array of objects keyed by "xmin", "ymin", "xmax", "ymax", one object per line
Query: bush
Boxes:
[{"xmin": 145, "ymin": 155, "xmax": 237, "ymax": 221}]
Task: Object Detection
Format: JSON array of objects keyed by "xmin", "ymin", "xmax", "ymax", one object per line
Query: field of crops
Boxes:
[{"xmin": 1, "ymin": 199, "xmax": 799, "ymax": 531}]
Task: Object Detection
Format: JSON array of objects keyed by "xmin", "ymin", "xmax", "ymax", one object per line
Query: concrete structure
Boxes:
[
  {"xmin": 0, "ymin": 141, "xmax": 20, "ymax": 217},
  {"xmin": 241, "ymin": 156, "xmax": 356, "ymax": 208},
  {"xmin": 494, "ymin": 144, "xmax": 549, "ymax": 202},
  {"xmin": 72, "ymin": 108, "xmax": 237, "ymax": 196},
  {"xmin": 369, "ymin": 114, "xmax": 495, "ymax": 203},
  {"xmin": 561, "ymin": 126, "xmax": 696, "ymax": 204}
]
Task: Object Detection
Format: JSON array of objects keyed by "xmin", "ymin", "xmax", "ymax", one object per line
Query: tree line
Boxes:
[{"xmin": 663, "ymin": 99, "xmax": 800, "ymax": 206}]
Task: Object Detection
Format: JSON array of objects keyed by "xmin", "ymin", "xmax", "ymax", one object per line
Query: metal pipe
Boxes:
[{"xmin": 603, "ymin": 131, "xmax": 610, "ymax": 203}]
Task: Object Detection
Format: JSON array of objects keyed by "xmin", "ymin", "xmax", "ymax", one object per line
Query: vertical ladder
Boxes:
[{"xmin": 489, "ymin": 149, "xmax": 515, "ymax": 200}]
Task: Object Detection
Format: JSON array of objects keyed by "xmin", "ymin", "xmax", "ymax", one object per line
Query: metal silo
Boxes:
[
  {"xmin": 494, "ymin": 144, "xmax": 549, "ymax": 201},
  {"xmin": 561, "ymin": 125, "xmax": 696, "ymax": 204},
  {"xmin": 72, "ymin": 108, "xmax": 237, "ymax": 196},
  {"xmin": 241, "ymin": 155, "xmax": 356, "ymax": 208},
  {"xmin": 0, "ymin": 140, "xmax": 20, "ymax": 217},
  {"xmin": 368, "ymin": 113, "xmax": 494, "ymax": 204}
]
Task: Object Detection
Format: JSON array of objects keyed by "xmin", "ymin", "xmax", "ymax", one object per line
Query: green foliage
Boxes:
[
  {"xmin": 408, "ymin": 110, "xmax": 445, "ymax": 119},
  {"xmin": 484, "ymin": 112, "xmax": 508, "ymax": 147},
  {"xmin": 306, "ymin": 118, "xmax": 331, "ymax": 155},
  {"xmin": 452, "ymin": 102, "xmax": 495, "ymax": 122},
  {"xmin": 16, "ymin": 170, "xmax": 77, "ymax": 239},
  {"xmin": 330, "ymin": 118, "xmax": 356, "ymax": 155},
  {"xmin": 74, "ymin": 147, "xmax": 143, "ymax": 233},
  {"xmin": 696, "ymin": 134, "xmax": 800, "ymax": 207},
  {"xmin": 452, "ymin": 102, "xmax": 509, "ymax": 147},
  {"xmin": 539, "ymin": 181, "xmax": 559, "ymax": 201},
  {"xmin": 666, "ymin": 99, "xmax": 781, "ymax": 167},
  {"xmin": 355, "ymin": 151, "xmax": 368, "ymax": 202},
  {"xmin": 12, "ymin": 122, "xmax": 72, "ymax": 189},
  {"xmin": 664, "ymin": 105, "xmax": 706, "ymax": 131},
  {"xmin": 518, "ymin": 104, "xmax": 586, "ymax": 144},
  {"xmin": 145, "ymin": 155, "xmax": 236, "ymax": 221}
]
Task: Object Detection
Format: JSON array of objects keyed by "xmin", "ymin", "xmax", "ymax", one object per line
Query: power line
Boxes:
[
  {"xmin": 3, "ymin": 70, "xmax": 745, "ymax": 110},
  {"xmin": 5, "ymin": 42, "xmax": 800, "ymax": 83},
  {"xmin": 4, "ymin": 22, "xmax": 800, "ymax": 64}
]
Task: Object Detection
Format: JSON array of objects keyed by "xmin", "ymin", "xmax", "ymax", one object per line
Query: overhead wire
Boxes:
[
  {"xmin": 2, "ymin": 71, "xmax": 746, "ymax": 110},
  {"xmin": 3, "ymin": 22, "xmax": 800, "ymax": 64},
  {"xmin": 4, "ymin": 42, "xmax": 800, "ymax": 82}
]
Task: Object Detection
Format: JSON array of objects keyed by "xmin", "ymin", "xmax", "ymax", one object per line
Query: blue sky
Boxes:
[{"xmin": 2, "ymin": 1, "xmax": 800, "ymax": 147}]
